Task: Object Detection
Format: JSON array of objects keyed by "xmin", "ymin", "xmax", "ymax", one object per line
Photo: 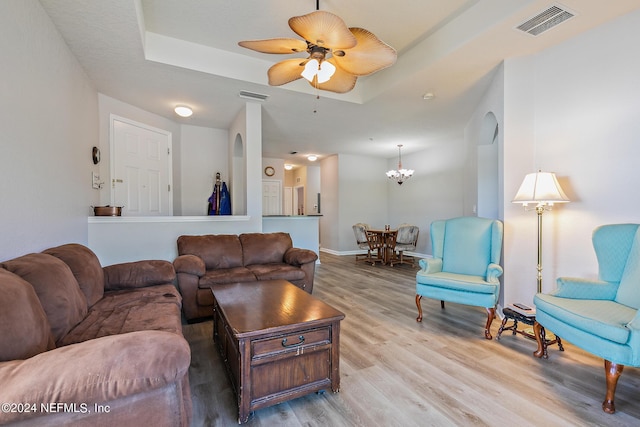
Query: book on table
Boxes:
[{"xmin": 507, "ymin": 303, "xmax": 536, "ymax": 317}]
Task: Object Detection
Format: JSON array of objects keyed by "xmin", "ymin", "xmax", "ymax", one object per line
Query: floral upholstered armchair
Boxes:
[{"xmin": 534, "ymin": 223, "xmax": 640, "ymax": 414}]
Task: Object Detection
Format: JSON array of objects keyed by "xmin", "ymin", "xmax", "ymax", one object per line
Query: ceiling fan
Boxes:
[{"xmin": 238, "ymin": 3, "xmax": 396, "ymax": 93}]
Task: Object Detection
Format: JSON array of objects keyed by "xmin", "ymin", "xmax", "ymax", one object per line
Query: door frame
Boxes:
[{"xmin": 109, "ymin": 114, "xmax": 173, "ymax": 215}]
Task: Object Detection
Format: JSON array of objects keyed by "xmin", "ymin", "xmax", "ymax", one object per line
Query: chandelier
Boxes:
[{"xmin": 386, "ymin": 144, "xmax": 414, "ymax": 185}]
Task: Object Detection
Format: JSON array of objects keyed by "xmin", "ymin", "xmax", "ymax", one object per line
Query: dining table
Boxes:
[{"xmin": 367, "ymin": 228, "xmax": 398, "ymax": 265}]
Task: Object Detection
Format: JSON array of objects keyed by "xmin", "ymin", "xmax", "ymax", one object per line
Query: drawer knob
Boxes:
[{"xmin": 281, "ymin": 335, "xmax": 305, "ymax": 348}]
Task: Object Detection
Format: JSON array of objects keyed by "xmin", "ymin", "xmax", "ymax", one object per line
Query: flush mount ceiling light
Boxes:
[
  {"xmin": 174, "ymin": 105, "xmax": 193, "ymax": 117},
  {"xmin": 238, "ymin": 1, "xmax": 396, "ymax": 93},
  {"xmin": 284, "ymin": 164, "xmax": 294, "ymax": 170},
  {"xmin": 307, "ymin": 155, "xmax": 318, "ymax": 161}
]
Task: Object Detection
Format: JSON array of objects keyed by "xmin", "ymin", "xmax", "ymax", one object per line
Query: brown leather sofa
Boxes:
[
  {"xmin": 0, "ymin": 244, "xmax": 191, "ymax": 427},
  {"xmin": 174, "ymin": 232, "xmax": 318, "ymax": 322}
]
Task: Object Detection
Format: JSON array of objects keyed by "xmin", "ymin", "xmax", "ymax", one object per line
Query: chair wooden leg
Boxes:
[
  {"xmin": 603, "ymin": 360, "xmax": 624, "ymax": 414},
  {"xmin": 533, "ymin": 321, "xmax": 545, "ymax": 358},
  {"xmin": 484, "ymin": 307, "xmax": 495, "ymax": 340},
  {"xmin": 415, "ymin": 295, "xmax": 423, "ymax": 322}
]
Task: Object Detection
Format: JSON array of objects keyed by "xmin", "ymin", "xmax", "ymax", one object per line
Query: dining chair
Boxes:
[
  {"xmin": 352, "ymin": 223, "xmax": 372, "ymax": 264},
  {"xmin": 391, "ymin": 224, "xmax": 419, "ymax": 267}
]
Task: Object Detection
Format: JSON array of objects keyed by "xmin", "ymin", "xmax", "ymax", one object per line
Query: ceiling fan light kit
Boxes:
[{"xmin": 239, "ymin": 7, "xmax": 396, "ymax": 94}]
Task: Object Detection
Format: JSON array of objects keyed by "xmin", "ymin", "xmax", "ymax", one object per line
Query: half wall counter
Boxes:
[{"xmin": 88, "ymin": 215, "xmax": 320, "ymax": 266}]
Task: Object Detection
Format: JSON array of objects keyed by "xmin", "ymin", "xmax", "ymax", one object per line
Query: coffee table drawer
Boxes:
[{"xmin": 252, "ymin": 327, "xmax": 330, "ymax": 358}]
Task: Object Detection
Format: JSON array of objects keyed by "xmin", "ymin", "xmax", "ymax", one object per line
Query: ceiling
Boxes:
[{"xmin": 39, "ymin": 0, "xmax": 640, "ymax": 166}]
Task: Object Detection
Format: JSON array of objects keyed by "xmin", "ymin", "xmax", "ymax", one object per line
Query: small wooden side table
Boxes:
[{"xmin": 497, "ymin": 307, "xmax": 564, "ymax": 358}]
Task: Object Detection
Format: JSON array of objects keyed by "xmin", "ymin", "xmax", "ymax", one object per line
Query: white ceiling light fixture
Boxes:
[
  {"xmin": 386, "ymin": 144, "xmax": 414, "ymax": 185},
  {"xmin": 284, "ymin": 164, "xmax": 293, "ymax": 170},
  {"xmin": 307, "ymin": 155, "xmax": 318, "ymax": 161},
  {"xmin": 174, "ymin": 105, "xmax": 193, "ymax": 117},
  {"xmin": 301, "ymin": 58, "xmax": 336, "ymax": 84}
]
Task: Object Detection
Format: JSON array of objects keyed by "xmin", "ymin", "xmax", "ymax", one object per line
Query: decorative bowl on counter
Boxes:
[{"xmin": 93, "ymin": 205, "xmax": 122, "ymax": 216}]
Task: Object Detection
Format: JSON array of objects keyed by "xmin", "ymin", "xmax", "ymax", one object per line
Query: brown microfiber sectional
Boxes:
[{"xmin": 0, "ymin": 244, "xmax": 191, "ymax": 426}]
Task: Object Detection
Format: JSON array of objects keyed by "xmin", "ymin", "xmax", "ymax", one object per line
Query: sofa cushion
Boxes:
[
  {"xmin": 44, "ymin": 243, "xmax": 105, "ymax": 307},
  {"xmin": 0, "ymin": 330, "xmax": 190, "ymax": 425},
  {"xmin": 59, "ymin": 284, "xmax": 182, "ymax": 346},
  {"xmin": 104, "ymin": 260, "xmax": 176, "ymax": 290},
  {"xmin": 416, "ymin": 271, "xmax": 497, "ymax": 293},
  {"xmin": 177, "ymin": 234, "xmax": 243, "ymax": 269},
  {"xmin": 246, "ymin": 263, "xmax": 306, "ymax": 282},
  {"xmin": 535, "ymin": 294, "xmax": 636, "ymax": 344},
  {"xmin": 240, "ymin": 232, "xmax": 292, "ymax": 266},
  {"xmin": 198, "ymin": 267, "xmax": 256, "ymax": 287},
  {"xmin": 0, "ymin": 269, "xmax": 55, "ymax": 361},
  {"xmin": 2, "ymin": 253, "xmax": 88, "ymax": 344}
]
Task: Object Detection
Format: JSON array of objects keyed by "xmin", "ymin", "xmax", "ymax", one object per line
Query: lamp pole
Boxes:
[{"xmin": 536, "ymin": 204, "xmax": 544, "ymax": 294}]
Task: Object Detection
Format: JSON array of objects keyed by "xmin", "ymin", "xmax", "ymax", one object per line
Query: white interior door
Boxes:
[
  {"xmin": 262, "ymin": 180, "xmax": 282, "ymax": 215},
  {"xmin": 111, "ymin": 116, "xmax": 172, "ymax": 216}
]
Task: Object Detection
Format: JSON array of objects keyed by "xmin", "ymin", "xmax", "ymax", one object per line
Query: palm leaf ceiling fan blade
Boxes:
[
  {"xmin": 288, "ymin": 11, "xmax": 356, "ymax": 49},
  {"xmin": 237, "ymin": 6, "xmax": 395, "ymax": 93},
  {"xmin": 333, "ymin": 28, "xmax": 397, "ymax": 76},
  {"xmin": 267, "ymin": 59, "xmax": 306, "ymax": 86},
  {"xmin": 309, "ymin": 57, "xmax": 357, "ymax": 93},
  {"xmin": 238, "ymin": 38, "xmax": 308, "ymax": 54}
]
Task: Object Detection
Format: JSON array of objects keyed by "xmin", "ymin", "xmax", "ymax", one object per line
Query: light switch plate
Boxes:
[{"xmin": 92, "ymin": 172, "xmax": 101, "ymax": 189}]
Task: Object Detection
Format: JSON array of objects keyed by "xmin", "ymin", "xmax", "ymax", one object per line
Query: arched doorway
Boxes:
[{"xmin": 477, "ymin": 112, "xmax": 499, "ymax": 219}]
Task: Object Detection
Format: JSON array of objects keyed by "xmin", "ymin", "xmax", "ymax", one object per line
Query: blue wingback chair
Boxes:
[
  {"xmin": 534, "ymin": 223, "xmax": 640, "ymax": 414},
  {"xmin": 415, "ymin": 216, "xmax": 504, "ymax": 339}
]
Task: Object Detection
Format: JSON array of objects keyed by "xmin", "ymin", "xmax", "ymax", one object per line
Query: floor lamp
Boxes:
[{"xmin": 513, "ymin": 171, "xmax": 570, "ymax": 294}]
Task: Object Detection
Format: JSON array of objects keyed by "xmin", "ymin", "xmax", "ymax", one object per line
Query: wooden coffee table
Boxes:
[{"xmin": 211, "ymin": 279, "xmax": 345, "ymax": 423}]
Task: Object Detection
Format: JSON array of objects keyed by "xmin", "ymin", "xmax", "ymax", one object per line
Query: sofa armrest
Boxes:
[
  {"xmin": 173, "ymin": 254, "xmax": 206, "ymax": 276},
  {"xmin": 0, "ymin": 331, "xmax": 190, "ymax": 425},
  {"xmin": 550, "ymin": 277, "xmax": 618, "ymax": 300},
  {"xmin": 103, "ymin": 260, "xmax": 176, "ymax": 291},
  {"xmin": 284, "ymin": 248, "xmax": 318, "ymax": 266},
  {"xmin": 418, "ymin": 257, "xmax": 442, "ymax": 274},
  {"xmin": 486, "ymin": 263, "xmax": 504, "ymax": 283}
]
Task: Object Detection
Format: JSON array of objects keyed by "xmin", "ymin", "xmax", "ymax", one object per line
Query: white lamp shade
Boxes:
[
  {"xmin": 301, "ymin": 59, "xmax": 336, "ymax": 84},
  {"xmin": 301, "ymin": 59, "xmax": 319, "ymax": 82},
  {"xmin": 512, "ymin": 171, "xmax": 569, "ymax": 205}
]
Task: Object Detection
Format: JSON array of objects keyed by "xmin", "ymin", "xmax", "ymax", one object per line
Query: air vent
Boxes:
[
  {"xmin": 239, "ymin": 90, "xmax": 269, "ymax": 101},
  {"xmin": 516, "ymin": 5, "xmax": 575, "ymax": 36}
]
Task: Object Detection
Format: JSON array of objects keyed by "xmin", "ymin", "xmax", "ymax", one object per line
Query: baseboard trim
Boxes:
[{"xmin": 319, "ymin": 247, "xmax": 430, "ymax": 260}]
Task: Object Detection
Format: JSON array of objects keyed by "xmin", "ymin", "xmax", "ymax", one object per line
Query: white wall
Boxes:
[
  {"xmin": 386, "ymin": 134, "xmax": 467, "ymax": 255},
  {"xmin": 337, "ymin": 154, "xmax": 389, "ymax": 252},
  {"xmin": 320, "ymin": 156, "xmax": 339, "ymax": 251},
  {"xmin": 229, "ymin": 102, "xmax": 263, "ymax": 231},
  {"xmin": 180, "ymin": 125, "xmax": 228, "ymax": 215},
  {"xmin": 0, "ymin": 0, "xmax": 98, "ymax": 261},
  {"xmin": 502, "ymin": 9, "xmax": 640, "ymax": 305},
  {"xmin": 97, "ymin": 94, "xmax": 182, "ymax": 211}
]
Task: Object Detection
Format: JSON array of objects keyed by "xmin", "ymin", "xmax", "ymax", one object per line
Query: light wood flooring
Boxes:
[{"xmin": 184, "ymin": 253, "xmax": 640, "ymax": 426}]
